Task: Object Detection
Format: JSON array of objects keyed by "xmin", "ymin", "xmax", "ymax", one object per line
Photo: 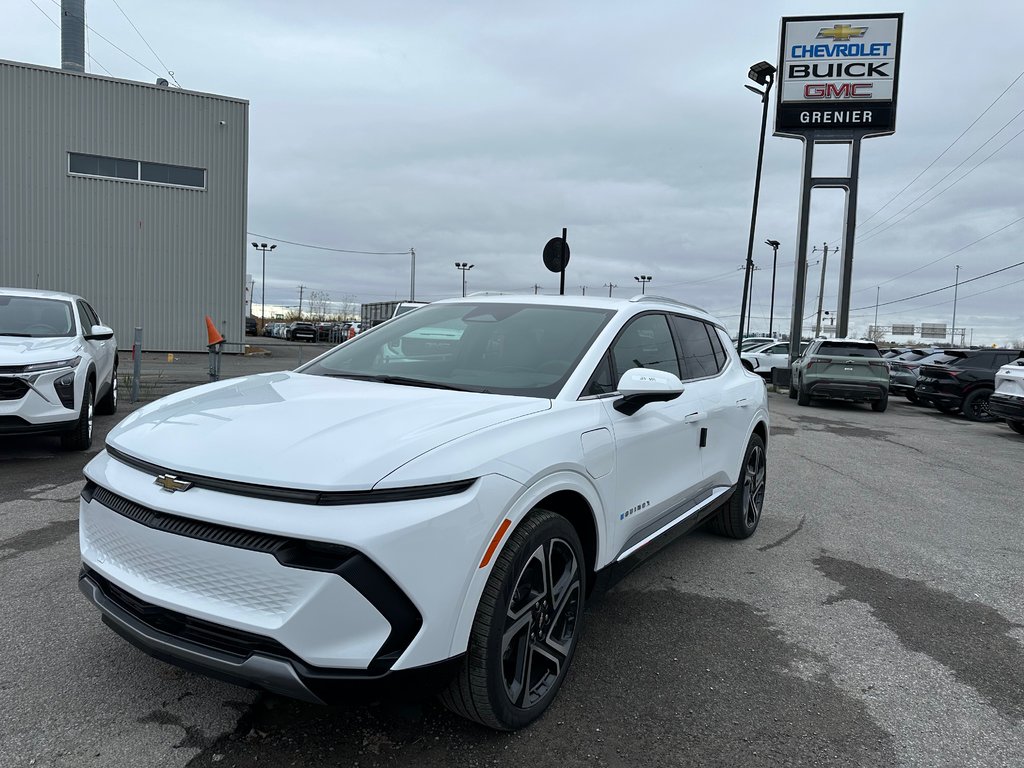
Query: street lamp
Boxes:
[
  {"xmin": 765, "ymin": 239, "xmax": 780, "ymax": 336},
  {"xmin": 455, "ymin": 261, "xmax": 474, "ymax": 297},
  {"xmin": 736, "ymin": 59, "xmax": 776, "ymax": 351},
  {"xmin": 634, "ymin": 274, "xmax": 652, "ymax": 294},
  {"xmin": 250, "ymin": 241, "xmax": 276, "ymax": 328}
]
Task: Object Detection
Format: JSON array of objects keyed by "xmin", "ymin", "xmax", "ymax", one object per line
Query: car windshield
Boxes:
[
  {"xmin": 298, "ymin": 302, "xmax": 615, "ymax": 398},
  {"xmin": 0, "ymin": 295, "xmax": 76, "ymax": 338},
  {"xmin": 816, "ymin": 342, "xmax": 881, "ymax": 358}
]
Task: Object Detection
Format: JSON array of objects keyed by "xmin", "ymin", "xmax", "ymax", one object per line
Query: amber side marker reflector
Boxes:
[{"xmin": 479, "ymin": 519, "xmax": 512, "ymax": 568}]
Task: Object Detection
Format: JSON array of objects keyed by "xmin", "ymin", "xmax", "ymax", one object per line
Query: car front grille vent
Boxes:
[
  {"xmin": 82, "ymin": 481, "xmax": 356, "ymax": 571},
  {"xmin": 0, "ymin": 379, "xmax": 30, "ymax": 401}
]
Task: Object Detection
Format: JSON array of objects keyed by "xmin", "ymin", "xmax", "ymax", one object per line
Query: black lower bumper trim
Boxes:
[
  {"xmin": 79, "ymin": 568, "xmax": 461, "ymax": 704},
  {"xmin": 0, "ymin": 416, "xmax": 77, "ymax": 436}
]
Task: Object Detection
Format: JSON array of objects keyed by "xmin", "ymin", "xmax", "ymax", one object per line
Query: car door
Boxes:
[
  {"xmin": 764, "ymin": 343, "xmax": 789, "ymax": 370},
  {"xmin": 672, "ymin": 316, "xmax": 753, "ymax": 488},
  {"xmin": 77, "ymin": 300, "xmax": 114, "ymax": 393},
  {"xmin": 587, "ymin": 312, "xmax": 707, "ymax": 558}
]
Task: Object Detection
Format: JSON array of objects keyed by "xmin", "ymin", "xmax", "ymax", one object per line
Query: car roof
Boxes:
[
  {"xmin": 0, "ymin": 286, "xmax": 82, "ymax": 302},
  {"xmin": 431, "ymin": 293, "xmax": 724, "ymax": 327}
]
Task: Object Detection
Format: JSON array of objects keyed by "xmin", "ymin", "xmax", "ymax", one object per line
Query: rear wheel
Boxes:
[
  {"xmin": 61, "ymin": 381, "xmax": 93, "ymax": 451},
  {"xmin": 440, "ymin": 510, "xmax": 585, "ymax": 730},
  {"xmin": 788, "ymin": 378, "xmax": 798, "ymax": 399},
  {"xmin": 797, "ymin": 383, "xmax": 811, "ymax": 406},
  {"xmin": 709, "ymin": 434, "xmax": 766, "ymax": 539},
  {"xmin": 962, "ymin": 389, "xmax": 996, "ymax": 422},
  {"xmin": 905, "ymin": 391, "xmax": 919, "ymax": 404},
  {"xmin": 871, "ymin": 393, "xmax": 889, "ymax": 412},
  {"xmin": 1007, "ymin": 420, "xmax": 1024, "ymax": 435}
]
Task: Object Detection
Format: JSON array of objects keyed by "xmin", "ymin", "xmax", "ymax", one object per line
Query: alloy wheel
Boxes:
[
  {"xmin": 743, "ymin": 443, "xmax": 766, "ymax": 528},
  {"xmin": 501, "ymin": 539, "xmax": 581, "ymax": 709}
]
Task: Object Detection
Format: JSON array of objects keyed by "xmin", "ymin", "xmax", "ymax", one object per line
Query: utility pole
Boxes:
[
  {"xmin": 579, "ymin": 286, "xmax": 587, "ymax": 295},
  {"xmin": 746, "ymin": 265, "xmax": 761, "ymax": 331},
  {"xmin": 533, "ymin": 284, "xmax": 541, "ymax": 295},
  {"xmin": 811, "ymin": 242, "xmax": 834, "ymax": 336},
  {"xmin": 604, "ymin": 283, "xmax": 617, "ymax": 297},
  {"xmin": 297, "ymin": 285, "xmax": 306, "ymax": 319},
  {"xmin": 950, "ymin": 264, "xmax": 961, "ymax": 347}
]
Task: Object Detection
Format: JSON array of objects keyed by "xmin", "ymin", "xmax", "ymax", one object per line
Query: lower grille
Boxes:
[
  {"xmin": 0, "ymin": 378, "xmax": 29, "ymax": 401},
  {"xmin": 85, "ymin": 567, "xmax": 291, "ymax": 660}
]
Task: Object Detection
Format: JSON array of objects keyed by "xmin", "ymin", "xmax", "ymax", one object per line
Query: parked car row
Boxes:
[
  {"xmin": 260, "ymin": 320, "xmax": 363, "ymax": 342},
  {"xmin": 914, "ymin": 348, "xmax": 1024, "ymax": 424}
]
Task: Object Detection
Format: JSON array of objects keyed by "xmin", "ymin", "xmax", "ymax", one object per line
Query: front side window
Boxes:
[
  {"xmin": 610, "ymin": 314, "xmax": 681, "ymax": 379},
  {"xmin": 299, "ymin": 302, "xmax": 615, "ymax": 399}
]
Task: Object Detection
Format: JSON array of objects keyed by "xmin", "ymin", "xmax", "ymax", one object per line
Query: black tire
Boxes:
[
  {"xmin": 788, "ymin": 378, "xmax": 798, "ymax": 399},
  {"xmin": 871, "ymin": 393, "xmax": 889, "ymax": 412},
  {"xmin": 440, "ymin": 510, "xmax": 585, "ymax": 730},
  {"xmin": 96, "ymin": 363, "xmax": 118, "ymax": 415},
  {"xmin": 962, "ymin": 389, "xmax": 996, "ymax": 422},
  {"xmin": 905, "ymin": 391, "xmax": 919, "ymax": 404},
  {"xmin": 61, "ymin": 381, "xmax": 94, "ymax": 451},
  {"xmin": 709, "ymin": 433, "xmax": 766, "ymax": 539},
  {"xmin": 1007, "ymin": 420, "xmax": 1024, "ymax": 435},
  {"xmin": 797, "ymin": 383, "xmax": 811, "ymax": 406}
]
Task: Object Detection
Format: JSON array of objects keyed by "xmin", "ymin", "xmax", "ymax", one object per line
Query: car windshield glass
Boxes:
[
  {"xmin": 0, "ymin": 296, "xmax": 76, "ymax": 338},
  {"xmin": 816, "ymin": 342, "xmax": 881, "ymax": 358},
  {"xmin": 298, "ymin": 302, "xmax": 615, "ymax": 398}
]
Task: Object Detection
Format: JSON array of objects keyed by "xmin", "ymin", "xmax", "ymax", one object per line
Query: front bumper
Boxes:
[
  {"xmin": 79, "ymin": 450, "xmax": 520, "ymax": 683},
  {"xmin": 806, "ymin": 379, "xmax": 887, "ymax": 403},
  {"xmin": 0, "ymin": 367, "xmax": 81, "ymax": 433},
  {"xmin": 988, "ymin": 393, "xmax": 1024, "ymax": 421},
  {"xmin": 78, "ymin": 566, "xmax": 462, "ymax": 703}
]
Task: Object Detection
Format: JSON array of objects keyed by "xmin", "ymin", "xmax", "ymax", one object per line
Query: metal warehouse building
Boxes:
[{"xmin": 0, "ymin": 58, "xmax": 248, "ymax": 352}]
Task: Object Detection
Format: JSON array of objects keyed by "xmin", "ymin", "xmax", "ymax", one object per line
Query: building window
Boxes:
[{"xmin": 68, "ymin": 152, "xmax": 206, "ymax": 189}]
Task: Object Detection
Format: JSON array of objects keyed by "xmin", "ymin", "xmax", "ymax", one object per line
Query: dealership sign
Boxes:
[{"xmin": 775, "ymin": 13, "xmax": 903, "ymax": 137}]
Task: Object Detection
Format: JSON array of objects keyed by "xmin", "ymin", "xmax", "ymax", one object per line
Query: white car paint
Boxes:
[{"xmin": 79, "ymin": 294, "xmax": 769, "ymax": 711}]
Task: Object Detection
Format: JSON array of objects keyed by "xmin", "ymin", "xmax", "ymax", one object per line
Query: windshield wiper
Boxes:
[
  {"xmin": 0, "ymin": 333, "xmax": 32, "ymax": 337},
  {"xmin": 323, "ymin": 373, "xmax": 467, "ymax": 391}
]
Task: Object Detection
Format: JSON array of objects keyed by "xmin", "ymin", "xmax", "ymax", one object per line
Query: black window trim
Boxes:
[{"xmin": 67, "ymin": 151, "xmax": 207, "ymax": 191}]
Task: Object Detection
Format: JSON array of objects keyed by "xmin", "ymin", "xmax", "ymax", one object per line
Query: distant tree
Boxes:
[{"xmin": 307, "ymin": 290, "xmax": 331, "ymax": 321}]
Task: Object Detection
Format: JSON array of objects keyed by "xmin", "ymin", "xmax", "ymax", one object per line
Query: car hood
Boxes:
[
  {"xmin": 0, "ymin": 335, "xmax": 81, "ymax": 365},
  {"xmin": 106, "ymin": 371, "xmax": 550, "ymax": 491}
]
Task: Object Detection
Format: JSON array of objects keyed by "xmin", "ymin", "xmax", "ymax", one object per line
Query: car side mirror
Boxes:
[
  {"xmin": 85, "ymin": 324, "xmax": 114, "ymax": 341},
  {"xmin": 613, "ymin": 368, "xmax": 684, "ymax": 416}
]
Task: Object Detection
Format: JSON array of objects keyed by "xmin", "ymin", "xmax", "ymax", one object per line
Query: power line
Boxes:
[
  {"xmin": 851, "ymin": 213, "xmax": 1024, "ymax": 296},
  {"xmin": 857, "ymin": 69, "xmax": 1024, "ymax": 230},
  {"xmin": 873, "ymin": 274, "xmax": 1024, "ymax": 318},
  {"xmin": 856, "ymin": 106, "xmax": 1024, "ymax": 243},
  {"xmin": 26, "ymin": 0, "xmax": 113, "ymax": 75},
  {"xmin": 45, "ymin": 0, "xmax": 162, "ymax": 80},
  {"xmin": 109, "ymin": 0, "xmax": 180, "ymax": 86},
  {"xmin": 246, "ymin": 232, "xmax": 410, "ymax": 256},
  {"xmin": 851, "ymin": 259, "xmax": 1024, "ymax": 312}
]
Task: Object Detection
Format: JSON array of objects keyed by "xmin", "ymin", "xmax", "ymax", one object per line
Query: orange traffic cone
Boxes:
[{"xmin": 205, "ymin": 315, "xmax": 224, "ymax": 346}]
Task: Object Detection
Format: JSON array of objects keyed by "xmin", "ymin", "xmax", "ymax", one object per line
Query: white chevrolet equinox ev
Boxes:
[{"xmin": 78, "ymin": 295, "xmax": 769, "ymax": 730}]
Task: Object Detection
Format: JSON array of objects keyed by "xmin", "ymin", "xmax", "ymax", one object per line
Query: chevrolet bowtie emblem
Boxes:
[
  {"xmin": 154, "ymin": 474, "xmax": 193, "ymax": 492},
  {"xmin": 817, "ymin": 23, "xmax": 868, "ymax": 41}
]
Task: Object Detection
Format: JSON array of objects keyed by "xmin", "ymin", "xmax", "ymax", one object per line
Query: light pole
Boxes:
[
  {"xmin": 746, "ymin": 265, "xmax": 761, "ymax": 331},
  {"xmin": 951, "ymin": 264, "xmax": 961, "ymax": 346},
  {"xmin": 634, "ymin": 274, "xmax": 652, "ymax": 294},
  {"xmin": 455, "ymin": 262, "xmax": 474, "ymax": 297},
  {"xmin": 736, "ymin": 60, "xmax": 776, "ymax": 351},
  {"xmin": 250, "ymin": 241, "xmax": 276, "ymax": 328},
  {"xmin": 873, "ymin": 286, "xmax": 880, "ymax": 336},
  {"xmin": 765, "ymin": 239, "xmax": 780, "ymax": 336},
  {"xmin": 604, "ymin": 283, "xmax": 617, "ymax": 297}
]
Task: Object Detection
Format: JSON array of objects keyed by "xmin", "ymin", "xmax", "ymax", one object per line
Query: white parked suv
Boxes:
[
  {"xmin": 78, "ymin": 295, "xmax": 769, "ymax": 729},
  {"xmin": 989, "ymin": 358, "xmax": 1024, "ymax": 435},
  {"xmin": 0, "ymin": 288, "xmax": 118, "ymax": 450}
]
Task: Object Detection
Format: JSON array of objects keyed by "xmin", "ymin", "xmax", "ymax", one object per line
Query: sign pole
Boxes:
[
  {"xmin": 788, "ymin": 138, "xmax": 814, "ymax": 363},
  {"xmin": 835, "ymin": 138, "xmax": 862, "ymax": 338},
  {"xmin": 560, "ymin": 227, "xmax": 567, "ymax": 296}
]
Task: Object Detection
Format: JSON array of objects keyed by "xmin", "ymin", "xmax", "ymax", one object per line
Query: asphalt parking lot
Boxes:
[{"xmin": 1, "ymin": 362, "xmax": 1022, "ymax": 768}]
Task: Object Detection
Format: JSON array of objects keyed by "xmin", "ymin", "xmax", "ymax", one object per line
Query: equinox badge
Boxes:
[{"xmin": 154, "ymin": 474, "xmax": 193, "ymax": 492}]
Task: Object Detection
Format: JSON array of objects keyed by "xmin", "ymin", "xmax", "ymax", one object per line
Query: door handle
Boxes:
[
  {"xmin": 735, "ymin": 398, "xmax": 751, "ymax": 407},
  {"xmin": 683, "ymin": 411, "xmax": 707, "ymax": 424}
]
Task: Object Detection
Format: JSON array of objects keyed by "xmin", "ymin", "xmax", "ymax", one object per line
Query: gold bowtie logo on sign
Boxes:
[{"xmin": 816, "ymin": 24, "xmax": 868, "ymax": 41}]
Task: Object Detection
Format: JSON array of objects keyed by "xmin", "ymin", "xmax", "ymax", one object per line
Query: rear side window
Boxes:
[
  {"xmin": 817, "ymin": 342, "xmax": 881, "ymax": 358},
  {"xmin": 671, "ymin": 316, "xmax": 721, "ymax": 379}
]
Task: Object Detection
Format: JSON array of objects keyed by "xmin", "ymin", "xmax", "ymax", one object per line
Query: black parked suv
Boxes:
[
  {"xmin": 914, "ymin": 348, "xmax": 1024, "ymax": 422},
  {"xmin": 286, "ymin": 321, "xmax": 317, "ymax": 342}
]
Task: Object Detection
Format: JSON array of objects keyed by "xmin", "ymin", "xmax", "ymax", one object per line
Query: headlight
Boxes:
[{"xmin": 23, "ymin": 356, "xmax": 81, "ymax": 373}]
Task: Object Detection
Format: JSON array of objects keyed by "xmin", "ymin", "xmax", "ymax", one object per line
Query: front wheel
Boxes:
[
  {"xmin": 709, "ymin": 433, "xmax": 766, "ymax": 539},
  {"xmin": 440, "ymin": 510, "xmax": 585, "ymax": 730},
  {"xmin": 61, "ymin": 381, "xmax": 93, "ymax": 451}
]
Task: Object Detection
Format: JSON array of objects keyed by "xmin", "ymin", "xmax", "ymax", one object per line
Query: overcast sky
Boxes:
[{"xmin": 5, "ymin": 0, "xmax": 1024, "ymax": 344}]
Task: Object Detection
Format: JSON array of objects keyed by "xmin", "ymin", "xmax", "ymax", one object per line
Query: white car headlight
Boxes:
[{"xmin": 23, "ymin": 356, "xmax": 82, "ymax": 373}]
